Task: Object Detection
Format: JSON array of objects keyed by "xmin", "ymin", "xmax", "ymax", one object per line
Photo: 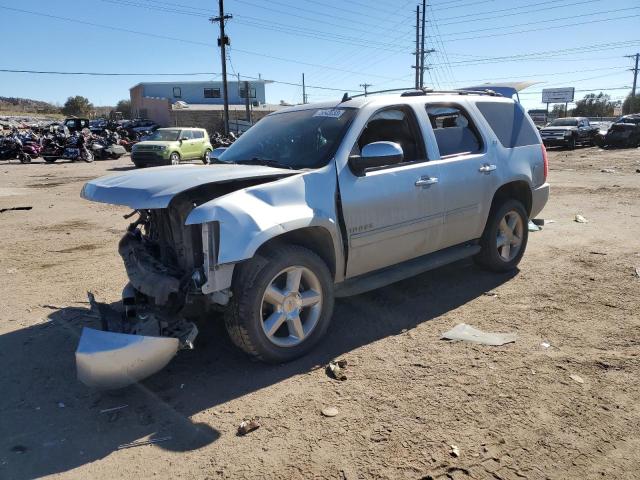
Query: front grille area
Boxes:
[{"xmin": 132, "ymin": 151, "xmax": 163, "ymax": 163}]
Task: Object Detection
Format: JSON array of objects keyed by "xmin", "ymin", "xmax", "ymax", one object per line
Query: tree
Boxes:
[
  {"xmin": 571, "ymin": 92, "xmax": 614, "ymax": 117},
  {"xmin": 114, "ymin": 99, "xmax": 132, "ymax": 119},
  {"xmin": 622, "ymin": 94, "xmax": 640, "ymax": 115},
  {"xmin": 62, "ymin": 96, "xmax": 93, "ymax": 116},
  {"xmin": 550, "ymin": 104, "xmax": 566, "ymax": 118}
]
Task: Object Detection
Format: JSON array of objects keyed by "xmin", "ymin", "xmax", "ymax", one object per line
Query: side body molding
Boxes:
[{"xmin": 185, "ymin": 164, "xmax": 346, "ymax": 282}]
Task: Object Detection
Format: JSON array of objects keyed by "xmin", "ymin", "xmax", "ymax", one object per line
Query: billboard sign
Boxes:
[{"xmin": 542, "ymin": 87, "xmax": 575, "ymax": 103}]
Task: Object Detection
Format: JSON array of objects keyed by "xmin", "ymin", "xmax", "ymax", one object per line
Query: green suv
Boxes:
[{"xmin": 131, "ymin": 128, "xmax": 213, "ymax": 168}]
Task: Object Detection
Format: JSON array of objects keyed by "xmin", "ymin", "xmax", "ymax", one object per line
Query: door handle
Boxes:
[
  {"xmin": 415, "ymin": 176, "xmax": 438, "ymax": 187},
  {"xmin": 479, "ymin": 164, "xmax": 497, "ymax": 173}
]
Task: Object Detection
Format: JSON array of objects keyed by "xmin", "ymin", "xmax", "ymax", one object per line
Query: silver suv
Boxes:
[{"xmin": 78, "ymin": 90, "xmax": 549, "ymax": 388}]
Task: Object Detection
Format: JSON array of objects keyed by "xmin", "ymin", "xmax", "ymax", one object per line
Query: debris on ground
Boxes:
[
  {"xmin": 450, "ymin": 444, "xmax": 460, "ymax": 457},
  {"xmin": 574, "ymin": 214, "xmax": 589, "ymax": 224},
  {"xmin": 117, "ymin": 436, "xmax": 172, "ymax": 449},
  {"xmin": 237, "ymin": 418, "xmax": 261, "ymax": 436},
  {"xmin": 541, "ymin": 341, "xmax": 551, "ymax": 349},
  {"xmin": 570, "ymin": 374, "xmax": 585, "ymax": 384},
  {"xmin": 600, "ymin": 168, "xmax": 615, "ymax": 173},
  {"xmin": 0, "ymin": 206, "xmax": 32, "ymax": 214},
  {"xmin": 633, "ymin": 267, "xmax": 640, "ymax": 278},
  {"xmin": 100, "ymin": 405, "xmax": 128, "ymax": 414},
  {"xmin": 321, "ymin": 406, "xmax": 339, "ymax": 417},
  {"xmin": 441, "ymin": 323, "xmax": 516, "ymax": 346},
  {"xmin": 483, "ymin": 291, "xmax": 498, "ymax": 298},
  {"xmin": 326, "ymin": 359, "xmax": 348, "ymax": 381},
  {"xmin": 528, "ymin": 220, "xmax": 541, "ymax": 232},
  {"xmin": 589, "ymin": 251, "xmax": 607, "ymax": 255}
]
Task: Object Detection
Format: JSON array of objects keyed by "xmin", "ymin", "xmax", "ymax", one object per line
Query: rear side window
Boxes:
[
  {"xmin": 193, "ymin": 130, "xmax": 204, "ymax": 139},
  {"xmin": 476, "ymin": 101, "xmax": 539, "ymax": 148},
  {"xmin": 426, "ymin": 105, "xmax": 482, "ymax": 157},
  {"xmin": 180, "ymin": 130, "xmax": 193, "ymax": 140}
]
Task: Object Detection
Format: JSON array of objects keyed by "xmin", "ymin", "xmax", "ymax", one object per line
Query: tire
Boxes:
[
  {"xmin": 43, "ymin": 157, "xmax": 57, "ymax": 163},
  {"xmin": 202, "ymin": 149, "xmax": 212, "ymax": 164},
  {"xmin": 19, "ymin": 153, "xmax": 31, "ymax": 164},
  {"xmin": 566, "ymin": 136, "xmax": 576, "ymax": 150},
  {"xmin": 225, "ymin": 244, "xmax": 335, "ymax": 363},
  {"xmin": 474, "ymin": 199, "xmax": 529, "ymax": 272},
  {"xmin": 83, "ymin": 150, "xmax": 94, "ymax": 163},
  {"xmin": 169, "ymin": 152, "xmax": 180, "ymax": 165}
]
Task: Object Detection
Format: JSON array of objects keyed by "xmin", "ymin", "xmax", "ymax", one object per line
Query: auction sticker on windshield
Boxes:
[{"xmin": 313, "ymin": 109, "xmax": 346, "ymax": 118}]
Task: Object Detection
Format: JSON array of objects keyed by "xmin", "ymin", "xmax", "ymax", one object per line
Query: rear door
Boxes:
[
  {"xmin": 192, "ymin": 130, "xmax": 206, "ymax": 158},
  {"xmin": 337, "ymin": 105, "xmax": 444, "ymax": 278},
  {"xmin": 422, "ymin": 103, "xmax": 497, "ymax": 248}
]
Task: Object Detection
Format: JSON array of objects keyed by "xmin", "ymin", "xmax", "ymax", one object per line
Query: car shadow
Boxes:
[{"xmin": 0, "ymin": 259, "xmax": 516, "ymax": 479}]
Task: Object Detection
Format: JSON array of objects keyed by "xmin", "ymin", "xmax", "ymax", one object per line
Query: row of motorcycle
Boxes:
[{"xmin": 0, "ymin": 125, "xmax": 146, "ymax": 164}]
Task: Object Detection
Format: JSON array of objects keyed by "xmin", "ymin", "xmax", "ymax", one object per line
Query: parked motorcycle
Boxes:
[
  {"xmin": 90, "ymin": 130, "xmax": 127, "ymax": 160},
  {"xmin": 42, "ymin": 131, "xmax": 94, "ymax": 163},
  {"xmin": 0, "ymin": 133, "xmax": 31, "ymax": 163}
]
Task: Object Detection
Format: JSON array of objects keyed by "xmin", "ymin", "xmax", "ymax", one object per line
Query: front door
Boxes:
[
  {"xmin": 338, "ymin": 105, "xmax": 444, "ymax": 278},
  {"xmin": 180, "ymin": 129, "xmax": 196, "ymax": 159}
]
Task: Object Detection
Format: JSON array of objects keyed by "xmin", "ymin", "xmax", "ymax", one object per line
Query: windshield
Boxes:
[
  {"xmin": 549, "ymin": 118, "xmax": 578, "ymax": 127},
  {"xmin": 218, "ymin": 107, "xmax": 357, "ymax": 169},
  {"xmin": 148, "ymin": 129, "xmax": 180, "ymax": 141}
]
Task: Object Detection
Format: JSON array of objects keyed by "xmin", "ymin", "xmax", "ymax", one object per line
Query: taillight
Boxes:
[{"xmin": 541, "ymin": 143, "xmax": 548, "ymax": 182}]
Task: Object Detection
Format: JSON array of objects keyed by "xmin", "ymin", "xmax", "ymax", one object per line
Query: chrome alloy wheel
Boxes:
[
  {"xmin": 497, "ymin": 210, "xmax": 524, "ymax": 262},
  {"xmin": 260, "ymin": 266, "xmax": 323, "ymax": 348}
]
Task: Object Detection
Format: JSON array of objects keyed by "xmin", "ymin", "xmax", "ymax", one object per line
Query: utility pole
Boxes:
[
  {"xmin": 419, "ymin": 0, "xmax": 426, "ymax": 89},
  {"xmin": 627, "ymin": 53, "xmax": 639, "ymax": 97},
  {"xmin": 360, "ymin": 83, "xmax": 372, "ymax": 96},
  {"xmin": 414, "ymin": 5, "xmax": 420, "ymax": 89},
  {"xmin": 210, "ymin": 0, "xmax": 232, "ymax": 134},
  {"xmin": 302, "ymin": 73, "xmax": 307, "ymax": 104}
]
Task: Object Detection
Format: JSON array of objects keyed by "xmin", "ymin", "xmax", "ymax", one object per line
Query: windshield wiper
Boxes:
[{"xmin": 237, "ymin": 157, "xmax": 294, "ymax": 169}]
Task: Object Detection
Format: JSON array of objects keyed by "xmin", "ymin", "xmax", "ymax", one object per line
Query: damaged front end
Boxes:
[{"xmin": 77, "ymin": 204, "xmax": 205, "ymax": 389}]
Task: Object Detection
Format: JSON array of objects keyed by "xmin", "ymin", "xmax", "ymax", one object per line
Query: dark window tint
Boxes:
[
  {"xmin": 476, "ymin": 102, "xmax": 540, "ymax": 148},
  {"xmin": 356, "ymin": 107, "xmax": 424, "ymax": 163},
  {"xmin": 240, "ymin": 87, "xmax": 256, "ymax": 99},
  {"xmin": 173, "ymin": 87, "xmax": 182, "ymax": 98},
  {"xmin": 426, "ymin": 105, "xmax": 482, "ymax": 157},
  {"xmin": 193, "ymin": 130, "xmax": 204, "ymax": 139},
  {"xmin": 204, "ymin": 88, "xmax": 220, "ymax": 98}
]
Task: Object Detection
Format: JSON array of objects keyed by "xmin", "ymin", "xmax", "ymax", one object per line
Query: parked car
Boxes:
[
  {"xmin": 539, "ymin": 117, "xmax": 597, "ymax": 149},
  {"xmin": 595, "ymin": 114, "xmax": 640, "ymax": 148},
  {"xmin": 130, "ymin": 127, "xmax": 213, "ymax": 167},
  {"xmin": 78, "ymin": 91, "xmax": 549, "ymax": 388},
  {"xmin": 63, "ymin": 117, "xmax": 90, "ymax": 133}
]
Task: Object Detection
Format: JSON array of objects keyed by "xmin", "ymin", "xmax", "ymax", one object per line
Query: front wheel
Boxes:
[
  {"xmin": 43, "ymin": 157, "xmax": 57, "ymax": 163},
  {"xmin": 19, "ymin": 153, "xmax": 31, "ymax": 164},
  {"xmin": 169, "ymin": 152, "xmax": 180, "ymax": 165},
  {"xmin": 82, "ymin": 150, "xmax": 94, "ymax": 163},
  {"xmin": 225, "ymin": 244, "xmax": 334, "ymax": 363},
  {"xmin": 474, "ymin": 199, "xmax": 529, "ymax": 272},
  {"xmin": 566, "ymin": 136, "xmax": 576, "ymax": 150}
]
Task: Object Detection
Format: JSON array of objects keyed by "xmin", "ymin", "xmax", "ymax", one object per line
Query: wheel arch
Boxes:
[{"xmin": 490, "ymin": 180, "xmax": 532, "ymax": 216}]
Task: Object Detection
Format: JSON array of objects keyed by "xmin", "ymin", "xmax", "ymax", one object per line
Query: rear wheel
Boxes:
[
  {"xmin": 202, "ymin": 148, "xmax": 212, "ymax": 164},
  {"xmin": 225, "ymin": 244, "xmax": 334, "ymax": 363},
  {"xmin": 474, "ymin": 199, "xmax": 529, "ymax": 272}
]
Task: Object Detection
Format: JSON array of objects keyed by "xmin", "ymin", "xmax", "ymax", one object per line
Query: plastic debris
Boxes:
[
  {"xmin": 238, "ymin": 418, "xmax": 261, "ymax": 436},
  {"xmin": 321, "ymin": 407, "xmax": 339, "ymax": 417},
  {"xmin": 100, "ymin": 405, "xmax": 128, "ymax": 414},
  {"xmin": 528, "ymin": 220, "xmax": 541, "ymax": 232},
  {"xmin": 327, "ymin": 359, "xmax": 348, "ymax": 381},
  {"xmin": 483, "ymin": 291, "xmax": 498, "ymax": 298},
  {"xmin": 634, "ymin": 267, "xmax": 640, "ymax": 278},
  {"xmin": 117, "ymin": 436, "xmax": 172, "ymax": 449},
  {"xmin": 441, "ymin": 323, "xmax": 516, "ymax": 346},
  {"xmin": 574, "ymin": 214, "xmax": 588, "ymax": 224},
  {"xmin": 450, "ymin": 445, "xmax": 460, "ymax": 457},
  {"xmin": 540, "ymin": 341, "xmax": 551, "ymax": 349},
  {"xmin": 600, "ymin": 168, "xmax": 615, "ymax": 173},
  {"xmin": 570, "ymin": 374, "xmax": 584, "ymax": 384}
]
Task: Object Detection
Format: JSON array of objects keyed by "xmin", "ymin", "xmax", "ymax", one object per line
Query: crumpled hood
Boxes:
[{"xmin": 81, "ymin": 164, "xmax": 296, "ymax": 209}]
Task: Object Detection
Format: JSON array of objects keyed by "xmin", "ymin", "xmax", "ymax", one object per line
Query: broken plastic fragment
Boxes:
[
  {"xmin": 450, "ymin": 445, "xmax": 460, "ymax": 457},
  {"xmin": 441, "ymin": 323, "xmax": 516, "ymax": 346},
  {"xmin": 238, "ymin": 419, "xmax": 260, "ymax": 436},
  {"xmin": 574, "ymin": 214, "xmax": 588, "ymax": 224}
]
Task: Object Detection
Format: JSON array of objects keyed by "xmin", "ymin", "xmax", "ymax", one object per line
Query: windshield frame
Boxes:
[{"xmin": 217, "ymin": 107, "xmax": 357, "ymax": 170}]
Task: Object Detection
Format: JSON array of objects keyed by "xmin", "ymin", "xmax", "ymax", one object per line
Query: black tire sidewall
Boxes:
[
  {"xmin": 227, "ymin": 245, "xmax": 335, "ymax": 363},
  {"xmin": 478, "ymin": 199, "xmax": 529, "ymax": 272}
]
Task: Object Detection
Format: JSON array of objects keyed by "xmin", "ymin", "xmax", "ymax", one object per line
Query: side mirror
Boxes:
[
  {"xmin": 180, "ymin": 137, "xmax": 189, "ymax": 142},
  {"xmin": 349, "ymin": 141, "xmax": 404, "ymax": 175}
]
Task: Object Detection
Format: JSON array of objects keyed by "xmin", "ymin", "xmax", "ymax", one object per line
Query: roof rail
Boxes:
[{"xmin": 341, "ymin": 87, "xmax": 501, "ymax": 102}]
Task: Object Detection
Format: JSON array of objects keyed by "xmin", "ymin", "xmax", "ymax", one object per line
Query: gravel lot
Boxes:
[{"xmin": 1, "ymin": 147, "xmax": 639, "ymax": 480}]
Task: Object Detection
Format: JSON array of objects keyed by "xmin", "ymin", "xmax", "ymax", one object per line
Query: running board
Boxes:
[{"xmin": 334, "ymin": 242, "xmax": 480, "ymax": 298}]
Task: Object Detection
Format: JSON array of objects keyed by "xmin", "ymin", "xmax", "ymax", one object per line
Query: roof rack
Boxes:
[{"xmin": 341, "ymin": 87, "xmax": 501, "ymax": 103}]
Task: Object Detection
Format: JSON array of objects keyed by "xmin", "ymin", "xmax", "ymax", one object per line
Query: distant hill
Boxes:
[{"xmin": 0, "ymin": 96, "xmax": 60, "ymax": 114}]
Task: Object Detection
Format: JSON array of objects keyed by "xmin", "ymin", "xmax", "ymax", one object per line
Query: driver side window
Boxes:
[{"xmin": 354, "ymin": 107, "xmax": 425, "ymax": 165}]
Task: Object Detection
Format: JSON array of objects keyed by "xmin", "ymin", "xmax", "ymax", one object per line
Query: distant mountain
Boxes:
[{"xmin": 0, "ymin": 96, "xmax": 60, "ymax": 114}]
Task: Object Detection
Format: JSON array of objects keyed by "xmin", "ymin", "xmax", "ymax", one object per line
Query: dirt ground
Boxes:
[{"xmin": 1, "ymin": 146, "xmax": 639, "ymax": 480}]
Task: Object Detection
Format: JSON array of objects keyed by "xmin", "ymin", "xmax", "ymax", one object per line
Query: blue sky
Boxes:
[{"xmin": 0, "ymin": 0, "xmax": 638, "ymax": 111}]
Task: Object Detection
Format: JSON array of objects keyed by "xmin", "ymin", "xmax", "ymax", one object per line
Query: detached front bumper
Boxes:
[{"xmin": 76, "ymin": 327, "xmax": 179, "ymax": 389}]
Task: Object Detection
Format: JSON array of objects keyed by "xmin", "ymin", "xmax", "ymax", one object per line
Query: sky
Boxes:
[{"xmin": 0, "ymin": 0, "xmax": 638, "ymax": 112}]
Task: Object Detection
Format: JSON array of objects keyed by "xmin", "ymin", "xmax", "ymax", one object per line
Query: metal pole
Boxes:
[
  {"xmin": 419, "ymin": 0, "xmax": 426, "ymax": 88},
  {"xmin": 210, "ymin": 0, "xmax": 232, "ymax": 134},
  {"xmin": 632, "ymin": 53, "xmax": 639, "ymax": 97},
  {"xmin": 415, "ymin": 5, "xmax": 420, "ymax": 90},
  {"xmin": 302, "ymin": 73, "xmax": 307, "ymax": 104},
  {"xmin": 244, "ymin": 80, "xmax": 251, "ymax": 123}
]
